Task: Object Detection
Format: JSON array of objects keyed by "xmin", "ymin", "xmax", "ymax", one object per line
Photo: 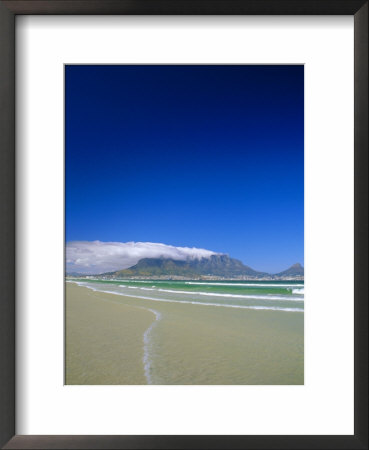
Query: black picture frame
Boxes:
[{"xmin": 0, "ymin": 1, "xmax": 367, "ymax": 449}]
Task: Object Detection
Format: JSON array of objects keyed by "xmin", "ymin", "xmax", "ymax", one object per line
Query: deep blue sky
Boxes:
[{"xmin": 66, "ymin": 65, "xmax": 304, "ymax": 273}]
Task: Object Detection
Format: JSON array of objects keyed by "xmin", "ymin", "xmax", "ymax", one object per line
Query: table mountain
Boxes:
[{"xmin": 110, "ymin": 254, "xmax": 268, "ymax": 278}]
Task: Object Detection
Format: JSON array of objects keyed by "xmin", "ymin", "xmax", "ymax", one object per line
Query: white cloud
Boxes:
[{"xmin": 66, "ymin": 241, "xmax": 219, "ymax": 274}]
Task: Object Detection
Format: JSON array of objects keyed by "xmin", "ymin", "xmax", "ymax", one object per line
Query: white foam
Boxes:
[
  {"xmin": 141, "ymin": 307, "xmax": 162, "ymax": 385},
  {"xmin": 73, "ymin": 282, "xmax": 303, "ymax": 312},
  {"xmin": 155, "ymin": 288, "xmax": 303, "ymax": 302},
  {"xmin": 74, "ymin": 281, "xmax": 304, "ymax": 302},
  {"xmin": 292, "ymin": 288, "xmax": 305, "ymax": 294}
]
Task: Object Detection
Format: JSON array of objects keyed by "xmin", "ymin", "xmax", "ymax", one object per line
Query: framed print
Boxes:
[{"xmin": 0, "ymin": 1, "xmax": 367, "ymax": 449}]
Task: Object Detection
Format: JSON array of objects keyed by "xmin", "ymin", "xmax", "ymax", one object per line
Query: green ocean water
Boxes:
[{"xmin": 70, "ymin": 278, "xmax": 304, "ymax": 312}]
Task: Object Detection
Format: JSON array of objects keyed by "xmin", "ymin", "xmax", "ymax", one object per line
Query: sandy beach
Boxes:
[
  {"xmin": 66, "ymin": 282, "xmax": 303, "ymax": 385},
  {"xmin": 65, "ymin": 283, "xmax": 154, "ymax": 384}
]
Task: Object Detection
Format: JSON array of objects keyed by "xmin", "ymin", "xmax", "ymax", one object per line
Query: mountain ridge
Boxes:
[{"xmin": 89, "ymin": 256, "xmax": 304, "ymax": 280}]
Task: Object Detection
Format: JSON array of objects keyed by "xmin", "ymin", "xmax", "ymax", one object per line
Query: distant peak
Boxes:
[{"xmin": 274, "ymin": 262, "xmax": 304, "ymax": 278}]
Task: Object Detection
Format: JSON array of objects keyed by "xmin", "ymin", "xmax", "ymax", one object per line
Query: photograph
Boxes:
[{"xmin": 65, "ymin": 64, "xmax": 304, "ymax": 385}]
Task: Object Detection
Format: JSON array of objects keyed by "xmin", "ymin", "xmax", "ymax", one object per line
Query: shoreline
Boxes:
[{"xmin": 66, "ymin": 282, "xmax": 304, "ymax": 385}]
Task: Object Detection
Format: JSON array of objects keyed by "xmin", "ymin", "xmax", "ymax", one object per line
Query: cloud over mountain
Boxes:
[{"xmin": 66, "ymin": 241, "xmax": 219, "ymax": 274}]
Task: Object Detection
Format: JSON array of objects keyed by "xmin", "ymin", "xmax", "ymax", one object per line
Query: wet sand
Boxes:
[
  {"xmin": 66, "ymin": 283, "xmax": 304, "ymax": 385},
  {"xmin": 65, "ymin": 283, "xmax": 154, "ymax": 384}
]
